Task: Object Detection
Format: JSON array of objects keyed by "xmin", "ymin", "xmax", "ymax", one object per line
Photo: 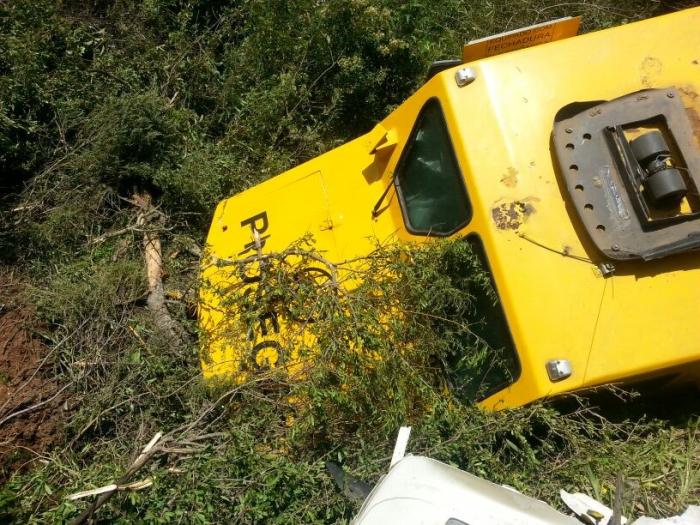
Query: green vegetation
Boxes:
[{"xmin": 0, "ymin": 1, "xmax": 698, "ymax": 523}]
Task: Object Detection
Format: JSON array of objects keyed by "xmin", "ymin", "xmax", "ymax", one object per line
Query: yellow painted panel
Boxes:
[
  {"xmin": 446, "ymin": 7, "xmax": 700, "ymax": 408},
  {"xmin": 200, "ymin": 7, "xmax": 700, "ymax": 409},
  {"xmin": 200, "ymin": 170, "xmax": 336, "ymax": 379}
]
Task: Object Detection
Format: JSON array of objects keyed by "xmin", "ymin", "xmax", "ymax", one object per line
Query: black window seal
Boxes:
[{"xmin": 393, "ymin": 97, "xmax": 472, "ymax": 237}]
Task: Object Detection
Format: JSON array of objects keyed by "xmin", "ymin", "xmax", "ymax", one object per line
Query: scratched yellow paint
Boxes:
[{"xmin": 200, "ymin": 8, "xmax": 700, "ymax": 408}]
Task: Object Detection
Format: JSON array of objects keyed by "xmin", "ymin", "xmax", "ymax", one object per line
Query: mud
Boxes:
[
  {"xmin": 500, "ymin": 167, "xmax": 518, "ymax": 188},
  {"xmin": 0, "ymin": 276, "xmax": 67, "ymax": 480},
  {"xmin": 640, "ymin": 56, "xmax": 662, "ymax": 88},
  {"xmin": 679, "ymin": 86, "xmax": 700, "ymax": 147},
  {"xmin": 686, "ymin": 106, "xmax": 700, "ymax": 144}
]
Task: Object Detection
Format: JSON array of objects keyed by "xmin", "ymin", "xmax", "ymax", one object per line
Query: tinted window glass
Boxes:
[
  {"xmin": 444, "ymin": 235, "xmax": 520, "ymax": 401},
  {"xmin": 396, "ymin": 99, "xmax": 471, "ymax": 235}
]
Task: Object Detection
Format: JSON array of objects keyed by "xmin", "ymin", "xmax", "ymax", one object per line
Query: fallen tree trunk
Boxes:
[{"xmin": 133, "ymin": 193, "xmax": 186, "ymax": 346}]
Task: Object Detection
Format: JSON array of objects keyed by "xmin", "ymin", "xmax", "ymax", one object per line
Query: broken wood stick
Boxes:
[
  {"xmin": 133, "ymin": 192, "xmax": 186, "ymax": 346},
  {"xmin": 66, "ymin": 478, "xmax": 153, "ymax": 501},
  {"xmin": 68, "ymin": 431, "xmax": 165, "ymax": 525}
]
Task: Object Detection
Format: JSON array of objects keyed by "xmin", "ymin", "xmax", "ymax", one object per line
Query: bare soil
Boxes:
[{"xmin": 0, "ymin": 275, "xmax": 67, "ymax": 480}]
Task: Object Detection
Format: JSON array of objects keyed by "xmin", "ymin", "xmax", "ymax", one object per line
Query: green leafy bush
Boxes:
[
  {"xmin": 7, "ymin": 239, "xmax": 698, "ymax": 523},
  {"xmin": 1, "ymin": 0, "xmax": 678, "ymax": 251}
]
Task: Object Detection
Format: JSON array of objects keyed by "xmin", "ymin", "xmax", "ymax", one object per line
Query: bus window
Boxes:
[
  {"xmin": 395, "ymin": 98, "xmax": 471, "ymax": 236},
  {"xmin": 444, "ymin": 235, "xmax": 520, "ymax": 401}
]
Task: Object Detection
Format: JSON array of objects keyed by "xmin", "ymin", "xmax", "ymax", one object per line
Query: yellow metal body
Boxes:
[{"xmin": 200, "ymin": 8, "xmax": 700, "ymax": 409}]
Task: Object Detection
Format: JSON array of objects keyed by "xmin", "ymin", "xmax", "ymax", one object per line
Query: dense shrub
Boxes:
[{"xmin": 0, "ymin": 0, "xmax": 680, "ymax": 249}]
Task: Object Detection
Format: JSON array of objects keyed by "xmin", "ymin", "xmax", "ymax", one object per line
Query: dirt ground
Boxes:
[{"xmin": 0, "ymin": 274, "xmax": 66, "ymax": 481}]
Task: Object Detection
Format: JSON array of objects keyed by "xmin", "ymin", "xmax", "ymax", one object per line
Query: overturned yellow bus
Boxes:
[{"xmin": 200, "ymin": 8, "xmax": 700, "ymax": 409}]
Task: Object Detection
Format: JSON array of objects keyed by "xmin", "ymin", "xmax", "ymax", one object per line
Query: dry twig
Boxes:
[{"xmin": 66, "ymin": 382, "xmax": 251, "ymax": 524}]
